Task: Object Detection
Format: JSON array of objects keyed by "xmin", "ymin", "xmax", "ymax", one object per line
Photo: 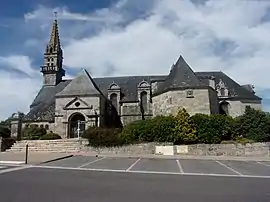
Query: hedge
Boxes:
[
  {"xmin": 82, "ymin": 127, "xmax": 123, "ymax": 147},
  {"xmin": 40, "ymin": 132, "xmax": 62, "ymax": 140},
  {"xmin": 22, "ymin": 124, "xmax": 61, "ymax": 140},
  {"xmin": 191, "ymin": 113, "xmax": 234, "ymax": 144},
  {"xmin": 87, "ymin": 107, "xmax": 270, "ymax": 146}
]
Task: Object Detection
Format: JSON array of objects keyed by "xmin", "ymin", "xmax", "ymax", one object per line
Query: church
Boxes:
[{"xmin": 20, "ymin": 18, "xmax": 262, "ymax": 139}]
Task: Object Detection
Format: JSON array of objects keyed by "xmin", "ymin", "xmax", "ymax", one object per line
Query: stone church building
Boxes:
[{"xmin": 18, "ymin": 18, "xmax": 262, "ymax": 139}]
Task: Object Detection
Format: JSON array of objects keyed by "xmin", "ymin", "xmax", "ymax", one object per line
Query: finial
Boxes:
[{"xmin": 54, "ymin": 11, "xmax": 58, "ymax": 20}]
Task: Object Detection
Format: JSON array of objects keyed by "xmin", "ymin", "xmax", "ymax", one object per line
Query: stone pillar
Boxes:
[{"xmin": 10, "ymin": 113, "xmax": 23, "ymax": 140}]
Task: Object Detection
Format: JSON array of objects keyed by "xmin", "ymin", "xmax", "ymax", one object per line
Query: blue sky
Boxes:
[{"xmin": 1, "ymin": 0, "xmax": 270, "ymax": 120}]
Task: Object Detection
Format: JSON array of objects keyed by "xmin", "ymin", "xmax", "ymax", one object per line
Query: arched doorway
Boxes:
[
  {"xmin": 219, "ymin": 101, "xmax": 230, "ymax": 115},
  {"xmin": 68, "ymin": 113, "xmax": 86, "ymax": 138}
]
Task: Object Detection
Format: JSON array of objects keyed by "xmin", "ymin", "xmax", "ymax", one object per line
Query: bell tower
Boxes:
[{"xmin": 41, "ymin": 12, "xmax": 65, "ymax": 86}]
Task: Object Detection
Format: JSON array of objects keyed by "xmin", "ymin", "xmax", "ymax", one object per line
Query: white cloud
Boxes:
[
  {"xmin": 60, "ymin": 0, "xmax": 270, "ymax": 90},
  {"xmin": 2, "ymin": 0, "xmax": 270, "ymax": 120},
  {"xmin": 24, "ymin": 5, "xmax": 123, "ymax": 23},
  {"xmin": 0, "ymin": 56, "xmax": 41, "ymax": 120}
]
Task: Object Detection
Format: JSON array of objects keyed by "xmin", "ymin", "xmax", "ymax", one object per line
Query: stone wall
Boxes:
[
  {"xmin": 227, "ymin": 100, "xmax": 262, "ymax": 118},
  {"xmin": 81, "ymin": 142, "xmax": 173, "ymax": 156},
  {"xmin": 120, "ymin": 102, "xmax": 142, "ymax": 125},
  {"xmin": 152, "ymin": 88, "xmax": 212, "ymax": 116},
  {"xmin": 176, "ymin": 143, "xmax": 270, "ymax": 157}
]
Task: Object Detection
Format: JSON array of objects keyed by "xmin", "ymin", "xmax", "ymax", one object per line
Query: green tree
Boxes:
[
  {"xmin": 174, "ymin": 108, "xmax": 197, "ymax": 144},
  {"xmin": 191, "ymin": 113, "xmax": 234, "ymax": 144},
  {"xmin": 0, "ymin": 118, "xmax": 11, "ymax": 138},
  {"xmin": 232, "ymin": 106, "xmax": 270, "ymax": 142}
]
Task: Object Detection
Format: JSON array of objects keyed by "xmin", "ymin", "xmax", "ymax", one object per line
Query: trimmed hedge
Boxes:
[
  {"xmin": 40, "ymin": 132, "xmax": 62, "ymax": 140},
  {"xmin": 83, "ymin": 127, "xmax": 123, "ymax": 147}
]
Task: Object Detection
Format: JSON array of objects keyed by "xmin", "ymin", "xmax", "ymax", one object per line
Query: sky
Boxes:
[{"xmin": 0, "ymin": 0, "xmax": 270, "ymax": 121}]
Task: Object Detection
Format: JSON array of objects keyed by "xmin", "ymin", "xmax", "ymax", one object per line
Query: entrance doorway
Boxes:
[
  {"xmin": 219, "ymin": 101, "xmax": 230, "ymax": 115},
  {"xmin": 68, "ymin": 113, "xmax": 86, "ymax": 138}
]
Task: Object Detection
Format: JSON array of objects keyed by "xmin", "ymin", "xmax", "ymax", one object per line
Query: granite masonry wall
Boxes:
[
  {"xmin": 176, "ymin": 143, "xmax": 270, "ymax": 157},
  {"xmin": 81, "ymin": 141, "xmax": 173, "ymax": 156},
  {"xmin": 81, "ymin": 141, "xmax": 270, "ymax": 157},
  {"xmin": 152, "ymin": 88, "xmax": 212, "ymax": 117}
]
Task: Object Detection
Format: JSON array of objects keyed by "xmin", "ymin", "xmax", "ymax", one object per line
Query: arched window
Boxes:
[
  {"xmin": 140, "ymin": 91, "xmax": 147, "ymax": 112},
  {"xmin": 110, "ymin": 93, "xmax": 118, "ymax": 110}
]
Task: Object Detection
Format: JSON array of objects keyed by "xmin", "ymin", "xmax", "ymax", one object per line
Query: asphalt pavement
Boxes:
[
  {"xmin": 0, "ymin": 166, "xmax": 270, "ymax": 202},
  {"xmin": 0, "ymin": 156, "xmax": 270, "ymax": 201}
]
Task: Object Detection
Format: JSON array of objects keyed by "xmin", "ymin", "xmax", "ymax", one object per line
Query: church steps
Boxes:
[{"xmin": 5, "ymin": 139, "xmax": 87, "ymax": 153}]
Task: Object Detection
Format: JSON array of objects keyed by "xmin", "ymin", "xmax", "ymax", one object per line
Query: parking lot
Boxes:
[
  {"xmin": 34, "ymin": 155, "xmax": 270, "ymax": 178},
  {"xmin": 1, "ymin": 156, "xmax": 270, "ymax": 201}
]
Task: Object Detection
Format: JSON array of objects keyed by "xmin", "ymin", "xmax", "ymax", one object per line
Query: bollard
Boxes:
[{"xmin": 25, "ymin": 144, "xmax": 29, "ymax": 164}]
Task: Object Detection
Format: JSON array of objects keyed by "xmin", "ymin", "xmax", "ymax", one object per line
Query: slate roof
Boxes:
[
  {"xmin": 23, "ymin": 68, "xmax": 262, "ymax": 122},
  {"xmin": 56, "ymin": 69, "xmax": 103, "ymax": 97},
  {"xmin": 154, "ymin": 55, "xmax": 205, "ymax": 95},
  {"xmin": 196, "ymin": 71, "xmax": 261, "ymax": 100}
]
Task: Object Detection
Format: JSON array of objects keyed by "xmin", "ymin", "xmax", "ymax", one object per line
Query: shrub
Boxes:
[
  {"xmin": 83, "ymin": 127, "xmax": 123, "ymax": 147},
  {"xmin": 120, "ymin": 115, "xmax": 178, "ymax": 144},
  {"xmin": 174, "ymin": 108, "xmax": 197, "ymax": 144},
  {"xmin": 0, "ymin": 126, "xmax": 11, "ymax": 138},
  {"xmin": 22, "ymin": 124, "xmax": 47, "ymax": 140},
  {"xmin": 120, "ymin": 119, "xmax": 152, "ymax": 144},
  {"xmin": 40, "ymin": 132, "xmax": 62, "ymax": 140},
  {"xmin": 150, "ymin": 115, "xmax": 178, "ymax": 143},
  {"xmin": 232, "ymin": 106, "xmax": 270, "ymax": 142},
  {"xmin": 191, "ymin": 113, "xmax": 234, "ymax": 144}
]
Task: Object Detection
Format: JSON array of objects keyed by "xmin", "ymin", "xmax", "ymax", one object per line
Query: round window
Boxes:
[{"xmin": 75, "ymin": 102, "xmax": 80, "ymax": 107}]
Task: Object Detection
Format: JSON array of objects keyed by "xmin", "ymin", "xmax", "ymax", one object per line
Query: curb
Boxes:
[{"xmin": 39, "ymin": 154, "xmax": 74, "ymax": 165}]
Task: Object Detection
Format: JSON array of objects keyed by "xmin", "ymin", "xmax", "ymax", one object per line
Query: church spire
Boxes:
[
  {"xmin": 41, "ymin": 12, "xmax": 65, "ymax": 86},
  {"xmin": 46, "ymin": 12, "xmax": 61, "ymax": 53}
]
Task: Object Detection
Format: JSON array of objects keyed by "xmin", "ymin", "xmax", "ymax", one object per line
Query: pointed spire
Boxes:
[
  {"xmin": 48, "ymin": 12, "xmax": 60, "ymax": 49},
  {"xmin": 157, "ymin": 55, "xmax": 204, "ymax": 93}
]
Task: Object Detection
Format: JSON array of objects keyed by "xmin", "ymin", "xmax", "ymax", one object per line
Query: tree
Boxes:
[
  {"xmin": 191, "ymin": 113, "xmax": 234, "ymax": 144},
  {"xmin": 232, "ymin": 106, "xmax": 270, "ymax": 142},
  {"xmin": 0, "ymin": 118, "xmax": 11, "ymax": 138},
  {"xmin": 174, "ymin": 108, "xmax": 197, "ymax": 144}
]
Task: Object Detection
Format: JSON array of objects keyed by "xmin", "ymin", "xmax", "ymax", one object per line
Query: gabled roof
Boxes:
[
  {"xmin": 155, "ymin": 55, "xmax": 205, "ymax": 94},
  {"xmin": 56, "ymin": 69, "xmax": 102, "ymax": 97}
]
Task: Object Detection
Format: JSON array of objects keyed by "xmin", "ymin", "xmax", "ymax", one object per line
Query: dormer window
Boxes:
[{"xmin": 217, "ymin": 79, "xmax": 229, "ymax": 97}]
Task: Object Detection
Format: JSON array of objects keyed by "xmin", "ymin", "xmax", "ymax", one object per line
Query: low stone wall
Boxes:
[
  {"xmin": 81, "ymin": 142, "xmax": 173, "ymax": 156},
  {"xmin": 176, "ymin": 142, "xmax": 270, "ymax": 157}
]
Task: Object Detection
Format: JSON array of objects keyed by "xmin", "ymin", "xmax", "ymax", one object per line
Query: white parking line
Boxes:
[
  {"xmin": 215, "ymin": 160, "xmax": 242, "ymax": 176},
  {"xmin": 256, "ymin": 161, "xmax": 270, "ymax": 167},
  {"xmin": 176, "ymin": 160, "xmax": 184, "ymax": 173},
  {"xmin": 31, "ymin": 165, "xmax": 270, "ymax": 179},
  {"xmin": 78, "ymin": 157, "xmax": 106, "ymax": 168},
  {"xmin": 0, "ymin": 161, "xmax": 24, "ymax": 165},
  {"xmin": 126, "ymin": 158, "xmax": 141, "ymax": 171},
  {"xmin": 0, "ymin": 166, "xmax": 31, "ymax": 174}
]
